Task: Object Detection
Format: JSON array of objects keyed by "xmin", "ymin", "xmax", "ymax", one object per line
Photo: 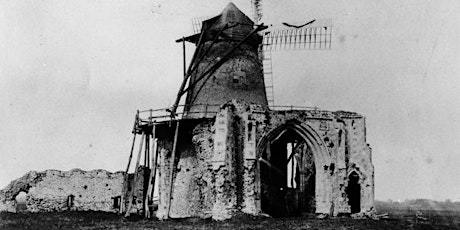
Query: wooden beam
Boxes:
[
  {"xmin": 291, "ymin": 144, "xmax": 295, "ymax": 188},
  {"xmin": 171, "ymin": 24, "xmax": 229, "ymax": 116},
  {"xmin": 143, "ymin": 133, "xmax": 150, "ymax": 215},
  {"xmin": 144, "ymin": 124, "xmax": 157, "ymax": 218},
  {"xmin": 119, "ymin": 131, "xmax": 137, "ymax": 214},
  {"xmin": 166, "ymin": 121, "xmax": 180, "ymax": 217},
  {"xmin": 170, "ymin": 29, "xmax": 206, "ymax": 117},
  {"xmin": 180, "ymin": 24, "xmax": 267, "ymax": 96},
  {"xmin": 144, "ymin": 135, "xmax": 149, "ymax": 167},
  {"xmin": 272, "ymin": 129, "xmax": 287, "ymax": 144},
  {"xmin": 124, "ymin": 133, "xmax": 145, "ymax": 217}
]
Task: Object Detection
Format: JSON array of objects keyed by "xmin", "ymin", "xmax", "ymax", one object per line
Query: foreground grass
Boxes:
[{"xmin": 0, "ymin": 210, "xmax": 459, "ymax": 230}]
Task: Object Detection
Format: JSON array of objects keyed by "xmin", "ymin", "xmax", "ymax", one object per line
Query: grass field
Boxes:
[{"xmin": 1, "ymin": 210, "xmax": 459, "ymax": 230}]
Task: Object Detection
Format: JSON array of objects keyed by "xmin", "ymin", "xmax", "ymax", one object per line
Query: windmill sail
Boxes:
[
  {"xmin": 188, "ymin": 3, "xmax": 333, "ymax": 109},
  {"xmin": 262, "ymin": 25, "xmax": 332, "ymax": 51},
  {"xmin": 251, "ymin": 0, "xmax": 263, "ymax": 23}
]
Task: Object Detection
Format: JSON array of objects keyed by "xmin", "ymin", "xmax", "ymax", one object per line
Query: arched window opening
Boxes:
[
  {"xmin": 67, "ymin": 194, "xmax": 75, "ymax": 209},
  {"xmin": 112, "ymin": 196, "xmax": 121, "ymax": 209},
  {"xmin": 15, "ymin": 191, "xmax": 28, "ymax": 212},
  {"xmin": 247, "ymin": 122, "xmax": 253, "ymax": 141}
]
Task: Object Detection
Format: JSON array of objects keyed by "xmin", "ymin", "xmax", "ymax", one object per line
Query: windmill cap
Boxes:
[
  {"xmin": 178, "ymin": 2, "xmax": 263, "ymax": 47},
  {"xmin": 220, "ymin": 2, "xmax": 254, "ymax": 25}
]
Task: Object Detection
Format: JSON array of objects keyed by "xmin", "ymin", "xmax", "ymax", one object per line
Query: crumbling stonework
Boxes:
[
  {"xmin": 156, "ymin": 121, "xmax": 217, "ymax": 219},
  {"xmin": 0, "ymin": 169, "xmax": 124, "ymax": 213},
  {"xmin": 151, "ymin": 3, "xmax": 372, "ymax": 220},
  {"xmin": 122, "ymin": 166, "xmax": 150, "ymax": 214},
  {"xmin": 155, "ymin": 100, "xmax": 374, "ymax": 220}
]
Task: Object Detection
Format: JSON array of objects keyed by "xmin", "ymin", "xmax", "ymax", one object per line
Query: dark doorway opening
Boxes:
[
  {"xmin": 347, "ymin": 172, "xmax": 361, "ymax": 213},
  {"xmin": 15, "ymin": 191, "xmax": 28, "ymax": 212},
  {"xmin": 260, "ymin": 129, "xmax": 315, "ymax": 217},
  {"xmin": 112, "ymin": 196, "xmax": 121, "ymax": 209},
  {"xmin": 67, "ymin": 194, "xmax": 75, "ymax": 209}
]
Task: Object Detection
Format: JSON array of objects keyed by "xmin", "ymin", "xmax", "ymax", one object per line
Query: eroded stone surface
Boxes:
[
  {"xmin": 156, "ymin": 100, "xmax": 374, "ymax": 220},
  {"xmin": 0, "ymin": 169, "xmax": 123, "ymax": 212}
]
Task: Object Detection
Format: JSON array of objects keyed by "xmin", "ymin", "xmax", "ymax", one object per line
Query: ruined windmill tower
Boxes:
[
  {"xmin": 181, "ymin": 2, "xmax": 269, "ymax": 116},
  {"xmin": 121, "ymin": 2, "xmax": 375, "ymax": 221}
]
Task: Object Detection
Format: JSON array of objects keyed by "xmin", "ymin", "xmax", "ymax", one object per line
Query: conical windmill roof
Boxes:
[{"xmin": 179, "ymin": 2, "xmax": 261, "ymax": 46}]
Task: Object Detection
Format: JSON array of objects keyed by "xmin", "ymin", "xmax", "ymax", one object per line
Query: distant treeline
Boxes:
[{"xmin": 375, "ymin": 199, "xmax": 460, "ymax": 211}]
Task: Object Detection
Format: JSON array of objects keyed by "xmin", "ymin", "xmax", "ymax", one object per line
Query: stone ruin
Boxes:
[
  {"xmin": 0, "ymin": 168, "xmax": 148, "ymax": 214},
  {"xmin": 0, "ymin": 169, "xmax": 123, "ymax": 213},
  {"xmin": 0, "ymin": 3, "xmax": 375, "ymax": 220},
  {"xmin": 153, "ymin": 100, "xmax": 374, "ymax": 220},
  {"xmin": 145, "ymin": 3, "xmax": 374, "ymax": 220}
]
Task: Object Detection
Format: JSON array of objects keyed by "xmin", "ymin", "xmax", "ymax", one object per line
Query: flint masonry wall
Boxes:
[
  {"xmin": 266, "ymin": 109, "xmax": 374, "ymax": 215},
  {"xmin": 156, "ymin": 120, "xmax": 216, "ymax": 219},
  {"xmin": 122, "ymin": 166, "xmax": 149, "ymax": 214},
  {"xmin": 0, "ymin": 169, "xmax": 123, "ymax": 212},
  {"xmin": 156, "ymin": 101, "xmax": 374, "ymax": 220},
  {"xmin": 343, "ymin": 117, "xmax": 374, "ymax": 211}
]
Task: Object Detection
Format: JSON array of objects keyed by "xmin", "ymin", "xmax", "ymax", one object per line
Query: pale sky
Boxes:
[{"xmin": 1, "ymin": 0, "xmax": 459, "ymax": 202}]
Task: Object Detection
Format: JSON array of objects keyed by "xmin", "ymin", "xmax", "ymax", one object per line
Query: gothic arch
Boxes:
[
  {"xmin": 347, "ymin": 171, "xmax": 361, "ymax": 213},
  {"xmin": 256, "ymin": 120, "xmax": 334, "ymax": 214},
  {"xmin": 347, "ymin": 168, "xmax": 364, "ymax": 182}
]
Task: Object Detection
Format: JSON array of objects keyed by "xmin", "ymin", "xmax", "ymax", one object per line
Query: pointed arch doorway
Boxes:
[
  {"xmin": 257, "ymin": 122, "xmax": 330, "ymax": 217},
  {"xmin": 347, "ymin": 171, "xmax": 361, "ymax": 213}
]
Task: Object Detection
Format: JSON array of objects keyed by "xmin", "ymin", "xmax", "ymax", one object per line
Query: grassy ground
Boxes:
[{"xmin": 1, "ymin": 210, "xmax": 459, "ymax": 230}]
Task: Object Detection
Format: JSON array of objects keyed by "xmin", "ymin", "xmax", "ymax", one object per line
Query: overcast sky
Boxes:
[{"xmin": 1, "ymin": 0, "xmax": 459, "ymax": 202}]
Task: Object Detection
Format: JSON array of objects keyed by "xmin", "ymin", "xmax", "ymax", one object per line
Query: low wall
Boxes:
[{"xmin": 0, "ymin": 169, "xmax": 124, "ymax": 212}]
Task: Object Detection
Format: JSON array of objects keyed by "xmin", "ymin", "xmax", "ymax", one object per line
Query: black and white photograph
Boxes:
[{"xmin": 0, "ymin": 0, "xmax": 459, "ymax": 229}]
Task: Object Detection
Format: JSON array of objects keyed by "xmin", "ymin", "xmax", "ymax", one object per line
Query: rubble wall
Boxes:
[
  {"xmin": 0, "ymin": 169, "xmax": 123, "ymax": 212},
  {"xmin": 122, "ymin": 166, "xmax": 148, "ymax": 214},
  {"xmin": 155, "ymin": 101, "xmax": 374, "ymax": 219},
  {"xmin": 255, "ymin": 106, "xmax": 374, "ymax": 215},
  {"xmin": 156, "ymin": 120, "xmax": 216, "ymax": 219},
  {"xmin": 344, "ymin": 117, "xmax": 374, "ymax": 212}
]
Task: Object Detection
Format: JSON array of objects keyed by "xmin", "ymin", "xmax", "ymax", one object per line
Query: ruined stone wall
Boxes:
[
  {"xmin": 343, "ymin": 117, "xmax": 374, "ymax": 212},
  {"xmin": 156, "ymin": 105, "xmax": 263, "ymax": 220},
  {"xmin": 155, "ymin": 101, "xmax": 374, "ymax": 219},
  {"xmin": 123, "ymin": 166, "xmax": 149, "ymax": 214},
  {"xmin": 263, "ymin": 109, "xmax": 374, "ymax": 215},
  {"xmin": 156, "ymin": 120, "xmax": 216, "ymax": 219},
  {"xmin": 0, "ymin": 169, "xmax": 123, "ymax": 213}
]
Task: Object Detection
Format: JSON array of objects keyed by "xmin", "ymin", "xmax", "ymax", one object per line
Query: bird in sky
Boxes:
[{"xmin": 282, "ymin": 19, "xmax": 316, "ymax": 28}]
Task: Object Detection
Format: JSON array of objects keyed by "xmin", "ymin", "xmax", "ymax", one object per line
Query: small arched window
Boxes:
[{"xmin": 67, "ymin": 194, "xmax": 75, "ymax": 209}]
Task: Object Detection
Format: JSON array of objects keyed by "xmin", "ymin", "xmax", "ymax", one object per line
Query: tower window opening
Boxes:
[
  {"xmin": 248, "ymin": 122, "xmax": 253, "ymax": 141},
  {"xmin": 67, "ymin": 194, "xmax": 75, "ymax": 209},
  {"xmin": 15, "ymin": 191, "xmax": 28, "ymax": 212},
  {"xmin": 112, "ymin": 196, "xmax": 121, "ymax": 209},
  {"xmin": 347, "ymin": 172, "xmax": 361, "ymax": 213}
]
